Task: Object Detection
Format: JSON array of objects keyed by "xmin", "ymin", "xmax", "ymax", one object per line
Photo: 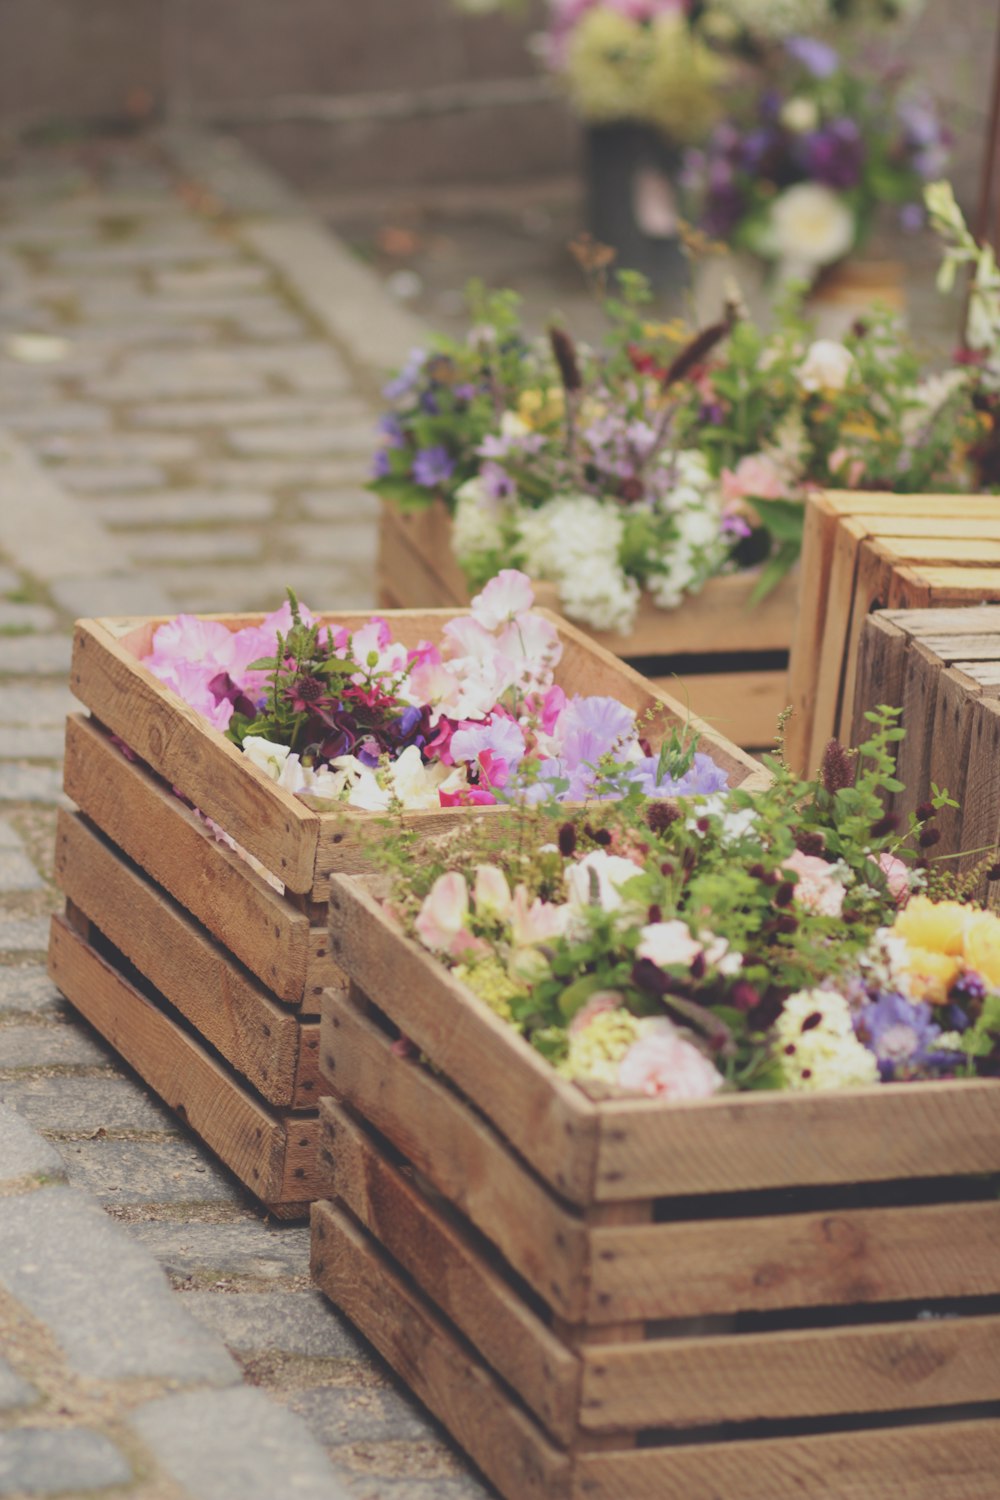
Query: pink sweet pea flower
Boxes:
[
  {"xmin": 439, "ymin": 786, "xmax": 498, "ymax": 807},
  {"xmin": 720, "ymin": 454, "xmax": 788, "ymax": 505},
  {"xmin": 470, "ymin": 570, "xmax": 536, "ymax": 629},
  {"xmin": 407, "ymin": 640, "xmax": 442, "ymax": 669},
  {"xmin": 440, "ymin": 614, "xmax": 497, "ymax": 663},
  {"xmin": 147, "ymin": 614, "xmax": 232, "ymax": 671},
  {"xmin": 782, "ymin": 849, "xmax": 846, "ymax": 918},
  {"xmin": 876, "ymin": 851, "xmax": 911, "ymax": 906},
  {"xmin": 414, "ymin": 872, "xmax": 489, "ymax": 959},
  {"xmin": 618, "ymin": 1024, "xmax": 723, "ymax": 1100},
  {"xmin": 510, "ymin": 884, "xmax": 568, "ymax": 947},
  {"xmin": 474, "ymin": 865, "xmax": 512, "ymax": 921},
  {"xmin": 496, "ymin": 612, "xmax": 563, "ymax": 689}
]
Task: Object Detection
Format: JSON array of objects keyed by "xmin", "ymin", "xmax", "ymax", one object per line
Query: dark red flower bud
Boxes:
[
  {"xmin": 647, "ymin": 904, "xmax": 663, "ymax": 924},
  {"xmin": 987, "ymin": 863, "xmax": 1000, "ymax": 883},
  {"xmin": 732, "ymin": 981, "xmax": 759, "ymax": 1013},
  {"xmin": 696, "ymin": 816, "xmax": 711, "ymax": 833},
  {"xmin": 594, "ymin": 828, "xmax": 612, "ymax": 847},
  {"xmin": 749, "ymin": 863, "xmax": 766, "ymax": 880},
  {"xmin": 558, "ymin": 823, "xmax": 577, "ymax": 857},
  {"xmin": 549, "ymin": 325, "xmax": 582, "ymax": 392},
  {"xmin": 646, "ymin": 802, "xmax": 680, "ymax": 835},
  {"xmin": 795, "ymin": 831, "xmax": 826, "ymax": 857},
  {"xmin": 774, "ymin": 882, "xmax": 796, "ymax": 908},
  {"xmin": 870, "ymin": 813, "xmax": 899, "ymax": 839},
  {"xmin": 821, "ymin": 739, "xmax": 855, "ymax": 794},
  {"xmin": 915, "ymin": 801, "xmax": 936, "ymax": 822},
  {"xmin": 775, "ymin": 913, "xmax": 799, "ymax": 935},
  {"xmin": 690, "ymin": 952, "xmax": 706, "ymax": 980},
  {"xmin": 919, "ymin": 827, "xmax": 941, "ymax": 848},
  {"xmin": 660, "ymin": 860, "xmax": 675, "ymax": 877}
]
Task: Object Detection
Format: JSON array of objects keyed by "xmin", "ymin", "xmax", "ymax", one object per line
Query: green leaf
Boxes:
[
  {"xmin": 750, "ymin": 498, "xmax": 806, "ymax": 545},
  {"xmin": 370, "ymin": 478, "xmax": 434, "ymax": 513},
  {"xmin": 748, "ymin": 541, "xmax": 798, "ymax": 606}
]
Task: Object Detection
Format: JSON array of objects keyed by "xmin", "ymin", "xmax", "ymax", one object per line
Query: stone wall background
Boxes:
[{"xmin": 0, "ymin": 0, "xmax": 995, "ymax": 206}]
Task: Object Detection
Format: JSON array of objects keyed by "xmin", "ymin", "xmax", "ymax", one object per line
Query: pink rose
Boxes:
[
  {"xmin": 618, "ymin": 1027, "xmax": 723, "ymax": 1100},
  {"xmin": 876, "ymin": 852, "xmax": 911, "ymax": 907},
  {"xmin": 782, "ymin": 849, "xmax": 846, "ymax": 918}
]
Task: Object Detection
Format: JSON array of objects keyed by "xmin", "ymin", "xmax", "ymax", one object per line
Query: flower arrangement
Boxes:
[
  {"xmin": 379, "ymin": 708, "xmax": 1000, "ymax": 1100},
  {"xmin": 681, "ymin": 38, "xmax": 950, "ymax": 279},
  {"xmin": 372, "ymin": 263, "xmax": 983, "ymax": 628},
  {"xmin": 139, "ymin": 576, "xmax": 728, "ymax": 815}
]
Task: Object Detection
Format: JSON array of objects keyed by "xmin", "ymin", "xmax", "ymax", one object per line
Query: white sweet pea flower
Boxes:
[
  {"xmin": 637, "ymin": 920, "xmax": 703, "ymax": 969},
  {"xmin": 798, "ymin": 339, "xmax": 855, "ymax": 394},
  {"xmin": 242, "ymin": 736, "xmax": 311, "ymax": 794},
  {"xmin": 388, "ymin": 744, "xmax": 453, "ymax": 810},
  {"xmin": 565, "ymin": 850, "xmax": 644, "ymax": 917},
  {"xmin": 470, "ymin": 570, "xmax": 536, "ymax": 630},
  {"xmin": 327, "ymin": 755, "xmax": 391, "ymax": 811}
]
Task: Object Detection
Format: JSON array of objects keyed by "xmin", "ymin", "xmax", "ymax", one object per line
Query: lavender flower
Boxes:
[
  {"xmin": 377, "ymin": 414, "xmax": 405, "ymax": 449},
  {"xmin": 785, "ymin": 36, "xmax": 839, "ymax": 79},
  {"xmin": 412, "ymin": 446, "xmax": 455, "ymax": 488},
  {"xmin": 371, "ymin": 448, "xmax": 392, "ymax": 480},
  {"xmin": 854, "ymin": 992, "xmax": 951, "ymax": 1081},
  {"xmin": 629, "ymin": 752, "xmax": 730, "ymax": 799},
  {"xmin": 481, "ymin": 461, "xmax": 516, "ymax": 502},
  {"xmin": 560, "ymin": 695, "xmax": 636, "ymax": 762},
  {"xmin": 800, "ymin": 119, "xmax": 865, "ymax": 191},
  {"xmin": 382, "ymin": 348, "xmax": 427, "ymax": 402}
]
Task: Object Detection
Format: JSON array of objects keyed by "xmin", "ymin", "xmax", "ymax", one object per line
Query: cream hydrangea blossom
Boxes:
[
  {"xmin": 517, "ymin": 494, "xmax": 640, "ymax": 634},
  {"xmin": 774, "ymin": 989, "xmax": 880, "ymax": 1091},
  {"xmin": 647, "ymin": 450, "xmax": 728, "ymax": 610}
]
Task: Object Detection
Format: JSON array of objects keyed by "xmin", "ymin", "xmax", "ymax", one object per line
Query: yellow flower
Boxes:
[
  {"xmin": 902, "ymin": 949, "xmax": 962, "ymax": 1006},
  {"xmin": 894, "ymin": 896, "xmax": 969, "ymax": 956},
  {"xmin": 839, "ymin": 414, "xmax": 879, "ymax": 442},
  {"xmin": 963, "ymin": 910, "xmax": 1000, "ymax": 987},
  {"xmin": 517, "ymin": 387, "xmax": 565, "ymax": 430},
  {"xmin": 642, "ymin": 319, "xmax": 690, "ymax": 343},
  {"xmin": 643, "ymin": 16, "xmax": 728, "ymax": 144}
]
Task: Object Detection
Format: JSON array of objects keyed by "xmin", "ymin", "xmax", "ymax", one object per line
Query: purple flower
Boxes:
[
  {"xmin": 899, "ymin": 202, "xmax": 925, "ymax": 232},
  {"xmin": 382, "ymin": 348, "xmax": 427, "ymax": 402},
  {"xmin": 478, "ymin": 433, "xmax": 511, "ymax": 460},
  {"xmin": 629, "ymin": 751, "xmax": 729, "ymax": 799},
  {"xmin": 377, "ymin": 414, "xmax": 405, "ymax": 449},
  {"xmin": 854, "ymin": 992, "xmax": 950, "ymax": 1081},
  {"xmin": 800, "ymin": 119, "xmax": 865, "ymax": 191},
  {"xmin": 371, "ymin": 448, "xmax": 392, "ymax": 479},
  {"xmin": 481, "ymin": 461, "xmax": 516, "ymax": 502},
  {"xmin": 454, "ymin": 382, "xmax": 479, "ymax": 402},
  {"xmin": 560, "ymin": 695, "xmax": 636, "ymax": 765},
  {"xmin": 412, "ymin": 445, "xmax": 455, "ymax": 488},
  {"xmin": 785, "ymin": 35, "xmax": 839, "ymax": 78},
  {"xmin": 420, "ymin": 391, "xmax": 440, "ymax": 415},
  {"xmin": 722, "ymin": 513, "xmax": 752, "ymax": 539}
]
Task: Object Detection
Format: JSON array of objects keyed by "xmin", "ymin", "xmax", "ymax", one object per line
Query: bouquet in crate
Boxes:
[
  {"xmin": 372, "ymin": 263, "xmax": 981, "ymax": 625},
  {"xmin": 377, "ymin": 707, "xmax": 1000, "ymax": 1099}
]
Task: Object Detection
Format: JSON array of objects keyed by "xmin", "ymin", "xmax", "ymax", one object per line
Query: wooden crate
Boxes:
[
  {"xmin": 311, "ymin": 876, "xmax": 1000, "ymax": 1499},
  {"xmin": 786, "ymin": 491, "xmax": 1000, "ymax": 775},
  {"xmin": 849, "ymin": 605, "xmax": 1000, "ymax": 893},
  {"xmin": 48, "ymin": 608, "xmax": 765, "ymax": 1216},
  {"xmin": 378, "ymin": 500, "xmax": 799, "ymax": 752}
]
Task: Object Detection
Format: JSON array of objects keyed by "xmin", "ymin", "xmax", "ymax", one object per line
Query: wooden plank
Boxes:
[
  {"xmin": 579, "ymin": 1314, "xmax": 1000, "ymax": 1430},
  {"xmin": 320, "ymin": 991, "xmax": 591, "ymax": 1321},
  {"xmin": 822, "ymin": 491, "xmax": 1000, "ymax": 518},
  {"xmin": 848, "ymin": 614, "xmax": 908, "ymax": 762},
  {"xmin": 574, "ymin": 1419, "xmax": 1000, "ymax": 1500},
  {"xmin": 378, "ymin": 501, "xmax": 467, "ymax": 610},
  {"xmin": 318, "ymin": 1098, "xmax": 581, "ymax": 1446},
  {"xmin": 883, "ymin": 563, "xmax": 934, "ymax": 612},
  {"xmin": 894, "ymin": 640, "xmax": 942, "ymax": 825},
  {"xmin": 961, "ymin": 695, "xmax": 1000, "ymax": 894},
  {"xmin": 880, "ymin": 606, "xmax": 1000, "ymax": 636},
  {"xmin": 868, "ymin": 517, "xmax": 1000, "ymax": 541},
  {"xmin": 276, "ymin": 1116, "xmax": 323, "ymax": 1205},
  {"xmin": 806, "ymin": 515, "xmax": 868, "ymax": 775},
  {"xmin": 876, "ymin": 538, "xmax": 1000, "ymax": 565},
  {"xmin": 311, "ymin": 1201, "xmax": 572, "ymax": 1500},
  {"xmin": 46, "ymin": 913, "xmax": 288, "ymax": 1201},
  {"xmin": 325, "ymin": 877, "xmax": 598, "ymax": 1206},
  {"xmin": 587, "ymin": 1200, "xmax": 1000, "ymax": 1322},
  {"xmin": 786, "ymin": 494, "xmax": 855, "ymax": 773},
  {"xmin": 54, "ymin": 809, "xmax": 321, "ymax": 1109},
  {"xmin": 592, "ymin": 1078, "xmax": 1000, "ymax": 1200},
  {"xmin": 71, "ymin": 618, "xmax": 320, "ymax": 892},
  {"xmin": 837, "ymin": 539, "xmax": 899, "ymax": 745},
  {"xmin": 923, "ymin": 566, "xmax": 1000, "ymax": 599},
  {"xmin": 927, "ymin": 667, "xmax": 980, "ymax": 859},
  {"xmin": 62, "ymin": 713, "xmax": 311, "ymax": 1004},
  {"xmin": 647, "ymin": 669, "xmax": 788, "ymax": 752}
]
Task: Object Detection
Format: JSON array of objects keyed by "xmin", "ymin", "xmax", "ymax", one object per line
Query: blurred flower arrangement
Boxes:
[
  {"xmin": 140, "ymin": 577, "xmax": 727, "ymax": 813},
  {"xmin": 379, "ymin": 706, "xmax": 1000, "ymax": 1099},
  {"xmin": 681, "ymin": 38, "xmax": 951, "ymax": 280},
  {"xmin": 371, "ymin": 248, "xmax": 983, "ymax": 631}
]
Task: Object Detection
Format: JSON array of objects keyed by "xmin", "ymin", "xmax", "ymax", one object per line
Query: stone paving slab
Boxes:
[
  {"xmin": 0, "ymin": 768, "xmax": 63, "ymax": 804},
  {"xmin": 0, "ymin": 1102, "xmax": 66, "ymax": 1188},
  {"xmin": 178, "ymin": 1291, "xmax": 367, "ymax": 1362},
  {"xmin": 0, "ymin": 1076, "xmax": 179, "ymax": 1136},
  {"xmin": 0, "ymin": 968, "xmax": 66, "ymax": 1019},
  {"xmin": 0, "ymin": 1427, "xmax": 132, "ymax": 1495},
  {"xmin": 0, "ymin": 1022, "xmax": 114, "ymax": 1073},
  {"xmin": 123, "ymin": 1221, "xmax": 311, "ymax": 1283},
  {"xmin": 0, "ymin": 1356, "xmax": 36, "ymax": 1413},
  {"xmin": 59, "ymin": 1139, "xmax": 248, "ymax": 1207}
]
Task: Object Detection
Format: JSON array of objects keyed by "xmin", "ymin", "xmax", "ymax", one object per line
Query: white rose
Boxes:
[
  {"xmin": 798, "ymin": 339, "xmax": 856, "ymax": 394},
  {"xmin": 768, "ymin": 183, "xmax": 855, "ymax": 273},
  {"xmin": 780, "ymin": 97, "xmax": 819, "ymax": 134}
]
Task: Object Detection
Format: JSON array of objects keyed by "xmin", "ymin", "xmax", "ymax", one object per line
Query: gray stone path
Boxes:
[{"xmin": 0, "ymin": 133, "xmax": 490, "ymax": 1499}]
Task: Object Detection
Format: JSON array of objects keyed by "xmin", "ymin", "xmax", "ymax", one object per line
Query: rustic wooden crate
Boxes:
[
  {"xmin": 310, "ymin": 875, "xmax": 1000, "ymax": 1500},
  {"xmin": 48, "ymin": 607, "xmax": 765, "ymax": 1216},
  {"xmin": 786, "ymin": 491, "xmax": 1000, "ymax": 776},
  {"xmin": 378, "ymin": 499, "xmax": 799, "ymax": 752},
  {"xmin": 849, "ymin": 605, "xmax": 1000, "ymax": 894}
]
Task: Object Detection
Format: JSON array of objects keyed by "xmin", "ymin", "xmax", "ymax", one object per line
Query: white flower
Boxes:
[
  {"xmin": 453, "ymin": 476, "xmax": 506, "ymax": 563},
  {"xmin": 471, "ymin": 569, "xmax": 536, "ymax": 630},
  {"xmin": 565, "ymin": 850, "xmax": 643, "ymax": 917},
  {"xmin": 637, "ymin": 920, "xmax": 703, "ymax": 969},
  {"xmin": 517, "ymin": 494, "xmax": 640, "ymax": 635},
  {"xmin": 767, "ymin": 183, "xmax": 855, "ymax": 273},
  {"xmin": 326, "ymin": 755, "xmax": 391, "ymax": 812},
  {"xmin": 500, "ymin": 410, "xmax": 531, "ymax": 440},
  {"xmin": 242, "ymin": 736, "xmax": 310, "ymax": 794},
  {"xmin": 780, "ymin": 97, "xmax": 819, "ymax": 134},
  {"xmin": 798, "ymin": 339, "xmax": 855, "ymax": 394},
  {"xmin": 774, "ymin": 989, "xmax": 880, "ymax": 1092},
  {"xmin": 387, "ymin": 744, "xmax": 453, "ymax": 810}
]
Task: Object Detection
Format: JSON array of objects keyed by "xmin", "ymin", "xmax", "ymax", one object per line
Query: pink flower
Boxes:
[
  {"xmin": 414, "ymin": 872, "xmax": 488, "ymax": 959},
  {"xmin": 569, "ymin": 991, "xmax": 624, "ymax": 1036},
  {"xmin": 474, "ymin": 865, "xmax": 512, "ymax": 921},
  {"xmin": 528, "ymin": 683, "xmax": 567, "ymax": 736},
  {"xmin": 720, "ymin": 454, "xmax": 789, "ymax": 506},
  {"xmin": 147, "ymin": 614, "xmax": 233, "ymax": 668},
  {"xmin": 876, "ymin": 851, "xmax": 911, "ymax": 907},
  {"xmin": 782, "ymin": 849, "xmax": 846, "ymax": 918},
  {"xmin": 470, "ymin": 570, "xmax": 535, "ymax": 629},
  {"xmin": 439, "ymin": 786, "xmax": 497, "ymax": 807},
  {"xmin": 407, "ymin": 640, "xmax": 442, "ymax": 669},
  {"xmin": 496, "ymin": 612, "xmax": 562, "ymax": 688},
  {"xmin": 618, "ymin": 1026, "xmax": 723, "ymax": 1100},
  {"xmin": 510, "ymin": 884, "xmax": 568, "ymax": 947},
  {"xmin": 440, "ymin": 615, "xmax": 498, "ymax": 662}
]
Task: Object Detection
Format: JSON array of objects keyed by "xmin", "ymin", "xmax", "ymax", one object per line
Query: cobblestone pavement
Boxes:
[{"xmin": 0, "ymin": 132, "xmax": 490, "ymax": 1499}]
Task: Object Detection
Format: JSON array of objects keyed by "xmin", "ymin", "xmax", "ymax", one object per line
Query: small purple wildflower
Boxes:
[
  {"xmin": 854, "ymin": 992, "xmax": 950, "ymax": 1081},
  {"xmin": 412, "ymin": 445, "xmax": 455, "ymax": 488},
  {"xmin": 382, "ymin": 348, "xmax": 427, "ymax": 402},
  {"xmin": 481, "ymin": 461, "xmax": 516, "ymax": 502},
  {"xmin": 377, "ymin": 414, "xmax": 405, "ymax": 449},
  {"xmin": 785, "ymin": 36, "xmax": 839, "ymax": 78},
  {"xmin": 371, "ymin": 448, "xmax": 392, "ymax": 480}
]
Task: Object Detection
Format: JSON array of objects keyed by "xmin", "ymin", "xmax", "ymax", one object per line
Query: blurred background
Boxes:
[{"xmin": 0, "ymin": 0, "xmax": 997, "ymax": 342}]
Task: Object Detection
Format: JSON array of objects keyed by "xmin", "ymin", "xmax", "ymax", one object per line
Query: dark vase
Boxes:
[{"xmin": 584, "ymin": 121, "xmax": 690, "ymax": 303}]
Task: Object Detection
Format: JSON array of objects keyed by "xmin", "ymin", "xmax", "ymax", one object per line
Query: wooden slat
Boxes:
[
  {"xmin": 927, "ymin": 667, "xmax": 980, "ymax": 857},
  {"xmin": 587, "ymin": 1200, "xmax": 1000, "ymax": 1322},
  {"xmin": 592, "ymin": 1078, "xmax": 1000, "ymax": 1199},
  {"xmin": 71, "ymin": 618, "xmax": 321, "ymax": 892},
  {"xmin": 893, "ymin": 640, "xmax": 942, "ymax": 825},
  {"xmin": 962, "ymin": 695, "xmax": 1000, "ymax": 894},
  {"xmin": 46, "ymin": 913, "xmax": 288, "ymax": 1201},
  {"xmin": 808, "ymin": 515, "xmax": 868, "ymax": 773},
  {"xmin": 320, "ymin": 990, "xmax": 590, "ymax": 1321},
  {"xmin": 880, "ymin": 606, "xmax": 1000, "ymax": 636},
  {"xmin": 54, "ymin": 809, "xmax": 321, "ymax": 1109},
  {"xmin": 277, "ymin": 1117, "xmax": 323, "ymax": 1205},
  {"xmin": 849, "ymin": 614, "xmax": 908, "ymax": 762},
  {"xmin": 62, "ymin": 713, "xmax": 311, "ymax": 1004},
  {"xmin": 579, "ymin": 1314, "xmax": 1000, "ymax": 1430},
  {"xmin": 574, "ymin": 1419, "xmax": 1000, "ymax": 1500},
  {"xmin": 318, "ymin": 1098, "xmax": 581, "ymax": 1446},
  {"xmin": 325, "ymin": 877, "xmax": 597, "ymax": 1206},
  {"xmin": 822, "ymin": 492, "xmax": 1000, "ymax": 518},
  {"xmin": 648, "ymin": 669, "xmax": 788, "ymax": 752},
  {"xmin": 311, "ymin": 1201, "xmax": 572, "ymax": 1500},
  {"xmin": 786, "ymin": 494, "xmax": 846, "ymax": 773},
  {"xmin": 923, "ymin": 566, "xmax": 1000, "ymax": 599}
]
